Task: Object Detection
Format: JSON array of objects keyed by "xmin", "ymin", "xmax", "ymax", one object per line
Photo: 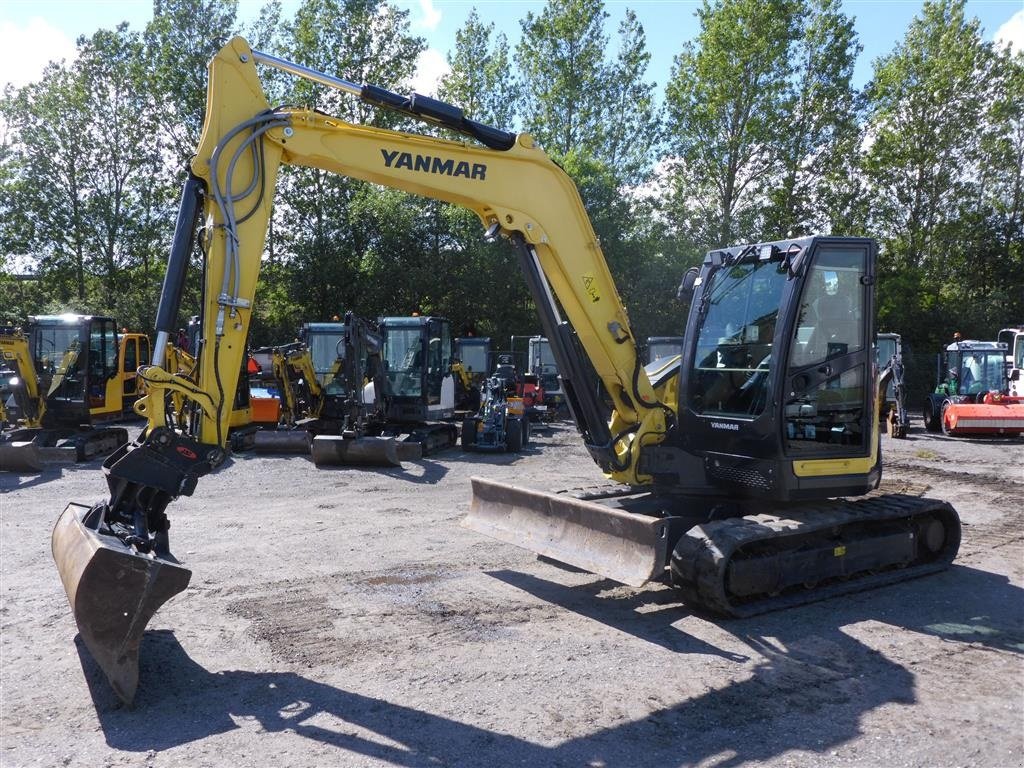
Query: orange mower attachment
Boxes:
[{"xmin": 942, "ymin": 394, "xmax": 1024, "ymax": 436}]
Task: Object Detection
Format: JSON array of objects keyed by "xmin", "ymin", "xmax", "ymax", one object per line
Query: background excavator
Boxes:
[
  {"xmin": 248, "ymin": 339, "xmax": 324, "ymax": 453},
  {"xmin": 1, "ymin": 315, "xmax": 148, "ymax": 472},
  {"xmin": 249, "ymin": 312, "xmax": 429, "ymax": 464},
  {"xmin": 309, "ymin": 310, "xmax": 409, "ymax": 466},
  {"xmin": 51, "ymin": 38, "xmax": 962, "ymax": 705},
  {"xmin": 876, "ymin": 332, "xmax": 909, "ymax": 438}
]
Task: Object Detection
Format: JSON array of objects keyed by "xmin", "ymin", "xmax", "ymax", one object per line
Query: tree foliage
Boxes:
[
  {"xmin": 863, "ymin": 0, "xmax": 1023, "ymax": 348},
  {"xmin": 0, "ymin": 0, "xmax": 1020, "ymax": 382}
]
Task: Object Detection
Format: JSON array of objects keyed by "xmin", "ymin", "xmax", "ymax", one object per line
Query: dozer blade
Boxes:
[
  {"xmin": 253, "ymin": 428, "xmax": 312, "ymax": 453},
  {"xmin": 0, "ymin": 441, "xmax": 77, "ymax": 472},
  {"xmin": 0, "ymin": 440, "xmax": 44, "ymax": 472},
  {"xmin": 52, "ymin": 503, "xmax": 191, "ymax": 705},
  {"xmin": 311, "ymin": 434, "xmax": 403, "ymax": 467},
  {"xmin": 464, "ymin": 477, "xmax": 670, "ymax": 587}
]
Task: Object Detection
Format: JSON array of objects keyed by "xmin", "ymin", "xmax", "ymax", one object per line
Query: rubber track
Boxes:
[{"xmin": 671, "ymin": 494, "xmax": 961, "ymax": 618}]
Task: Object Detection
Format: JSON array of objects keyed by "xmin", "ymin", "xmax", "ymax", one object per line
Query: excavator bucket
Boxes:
[
  {"xmin": 464, "ymin": 477, "xmax": 670, "ymax": 587},
  {"xmin": 52, "ymin": 503, "xmax": 191, "ymax": 706},
  {"xmin": 310, "ymin": 434, "xmax": 406, "ymax": 467},
  {"xmin": 253, "ymin": 428, "xmax": 312, "ymax": 453}
]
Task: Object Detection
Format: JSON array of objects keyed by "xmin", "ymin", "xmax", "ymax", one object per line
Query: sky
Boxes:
[{"xmin": 0, "ymin": 0, "xmax": 1022, "ymax": 98}]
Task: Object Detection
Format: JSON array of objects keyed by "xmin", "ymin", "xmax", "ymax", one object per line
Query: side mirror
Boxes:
[{"xmin": 677, "ymin": 267, "xmax": 700, "ymax": 312}]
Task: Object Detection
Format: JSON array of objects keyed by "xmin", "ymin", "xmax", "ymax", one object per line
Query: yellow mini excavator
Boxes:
[
  {"xmin": 1, "ymin": 316, "xmax": 149, "ymax": 472},
  {"xmin": 52, "ymin": 38, "xmax": 961, "ymax": 704},
  {"xmin": 250, "ymin": 313, "xmax": 406, "ymax": 464}
]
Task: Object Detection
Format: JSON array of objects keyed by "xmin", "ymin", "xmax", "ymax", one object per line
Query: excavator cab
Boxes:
[
  {"xmin": 380, "ymin": 316, "xmax": 455, "ymax": 422},
  {"xmin": 32, "ymin": 315, "xmax": 123, "ymax": 423},
  {"xmin": 671, "ymin": 238, "xmax": 880, "ymax": 500},
  {"xmin": 645, "ymin": 336, "xmax": 685, "ymax": 365},
  {"xmin": 299, "ymin": 321, "xmax": 347, "ymax": 389},
  {"xmin": 454, "ymin": 337, "xmax": 491, "ymax": 385},
  {"xmin": 527, "ymin": 336, "xmax": 566, "ymax": 418}
]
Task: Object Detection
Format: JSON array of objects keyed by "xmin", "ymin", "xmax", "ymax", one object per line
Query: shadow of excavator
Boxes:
[{"xmin": 79, "ymin": 563, "xmax": 1021, "ymax": 766}]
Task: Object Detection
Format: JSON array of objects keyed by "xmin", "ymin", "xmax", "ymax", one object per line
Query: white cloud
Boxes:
[
  {"xmin": 0, "ymin": 17, "xmax": 78, "ymax": 92},
  {"xmin": 415, "ymin": 0, "xmax": 442, "ymax": 31},
  {"xmin": 409, "ymin": 48, "xmax": 450, "ymax": 97},
  {"xmin": 995, "ymin": 9, "xmax": 1024, "ymax": 54}
]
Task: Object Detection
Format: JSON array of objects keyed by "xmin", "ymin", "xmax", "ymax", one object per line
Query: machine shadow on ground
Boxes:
[
  {"xmin": 77, "ymin": 625, "xmax": 909, "ymax": 767},
  {"xmin": 79, "ymin": 562, "xmax": 1023, "ymax": 767},
  {"xmin": 490, "ymin": 563, "xmax": 1024, "ymax": 657},
  {"xmin": 0, "ymin": 461, "xmax": 103, "ymax": 492}
]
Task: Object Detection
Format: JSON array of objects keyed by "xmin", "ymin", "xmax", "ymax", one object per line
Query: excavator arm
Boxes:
[
  {"xmin": 148, "ymin": 37, "xmax": 665, "ymax": 482},
  {"xmin": 265, "ymin": 343, "xmax": 324, "ymax": 425}
]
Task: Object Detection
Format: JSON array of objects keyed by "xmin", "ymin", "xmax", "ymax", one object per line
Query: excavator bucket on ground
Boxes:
[
  {"xmin": 310, "ymin": 434, "xmax": 411, "ymax": 467},
  {"xmin": 464, "ymin": 477, "xmax": 671, "ymax": 587},
  {"xmin": 52, "ymin": 503, "xmax": 191, "ymax": 706}
]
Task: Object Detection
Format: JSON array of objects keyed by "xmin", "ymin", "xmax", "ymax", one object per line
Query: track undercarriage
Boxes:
[{"xmin": 466, "ymin": 478, "xmax": 961, "ymax": 617}]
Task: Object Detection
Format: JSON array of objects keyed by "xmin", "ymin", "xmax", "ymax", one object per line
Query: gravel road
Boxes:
[{"xmin": 2, "ymin": 423, "xmax": 1022, "ymax": 768}]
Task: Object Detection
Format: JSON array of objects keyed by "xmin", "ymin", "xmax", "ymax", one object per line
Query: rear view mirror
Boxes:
[{"xmin": 677, "ymin": 267, "xmax": 700, "ymax": 313}]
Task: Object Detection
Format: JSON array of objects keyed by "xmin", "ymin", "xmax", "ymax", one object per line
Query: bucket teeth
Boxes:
[{"xmin": 52, "ymin": 503, "xmax": 191, "ymax": 705}]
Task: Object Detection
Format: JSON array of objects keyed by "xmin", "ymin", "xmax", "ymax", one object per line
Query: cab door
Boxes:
[
  {"xmin": 783, "ymin": 242, "xmax": 874, "ymax": 462},
  {"xmin": 120, "ymin": 333, "xmax": 151, "ymax": 402},
  {"xmin": 88, "ymin": 318, "xmax": 121, "ymax": 415}
]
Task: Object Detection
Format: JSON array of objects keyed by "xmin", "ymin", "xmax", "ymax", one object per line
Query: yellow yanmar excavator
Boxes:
[
  {"xmin": 52, "ymin": 38, "xmax": 961, "ymax": 704},
  {"xmin": 1, "ymin": 316, "xmax": 149, "ymax": 472}
]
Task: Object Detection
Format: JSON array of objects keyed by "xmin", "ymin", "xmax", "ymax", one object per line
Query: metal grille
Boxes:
[{"xmin": 706, "ymin": 462, "xmax": 774, "ymax": 490}]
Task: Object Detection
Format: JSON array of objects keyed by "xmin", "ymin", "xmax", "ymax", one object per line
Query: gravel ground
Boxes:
[{"xmin": 1, "ymin": 422, "xmax": 1022, "ymax": 768}]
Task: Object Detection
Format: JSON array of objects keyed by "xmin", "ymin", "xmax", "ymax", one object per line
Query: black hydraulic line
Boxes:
[
  {"xmin": 155, "ymin": 175, "xmax": 204, "ymax": 340},
  {"xmin": 508, "ymin": 234, "xmax": 619, "ymax": 470}
]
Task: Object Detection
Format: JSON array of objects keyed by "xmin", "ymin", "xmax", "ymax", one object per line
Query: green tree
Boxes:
[
  {"xmin": 248, "ymin": 0, "xmax": 426, "ymax": 343},
  {"xmin": 0, "ymin": 25, "xmax": 175, "ymax": 330},
  {"xmin": 664, "ymin": 0, "xmax": 801, "ymax": 248},
  {"xmin": 429, "ymin": 10, "xmax": 532, "ymax": 344},
  {"xmin": 602, "ymin": 9, "xmax": 660, "ymax": 185},
  {"xmin": 76, "ymin": 27, "xmax": 167, "ymax": 310},
  {"xmin": 862, "ymin": 0, "xmax": 1011, "ymax": 343},
  {"xmin": 145, "ymin": 0, "xmax": 239, "ymax": 168},
  {"xmin": 516, "ymin": 0, "xmax": 609, "ymax": 157},
  {"xmin": 438, "ymin": 9, "xmax": 519, "ymax": 129},
  {"xmin": 976, "ymin": 48, "xmax": 1024, "ymax": 323},
  {"xmin": 761, "ymin": 0, "xmax": 861, "ymax": 237},
  {"xmin": 1, "ymin": 64, "xmax": 92, "ymax": 302}
]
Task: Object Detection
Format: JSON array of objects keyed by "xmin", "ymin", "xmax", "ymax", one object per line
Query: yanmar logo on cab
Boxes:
[
  {"xmin": 709, "ymin": 421, "xmax": 740, "ymax": 431},
  {"xmin": 381, "ymin": 149, "xmax": 487, "ymax": 180}
]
